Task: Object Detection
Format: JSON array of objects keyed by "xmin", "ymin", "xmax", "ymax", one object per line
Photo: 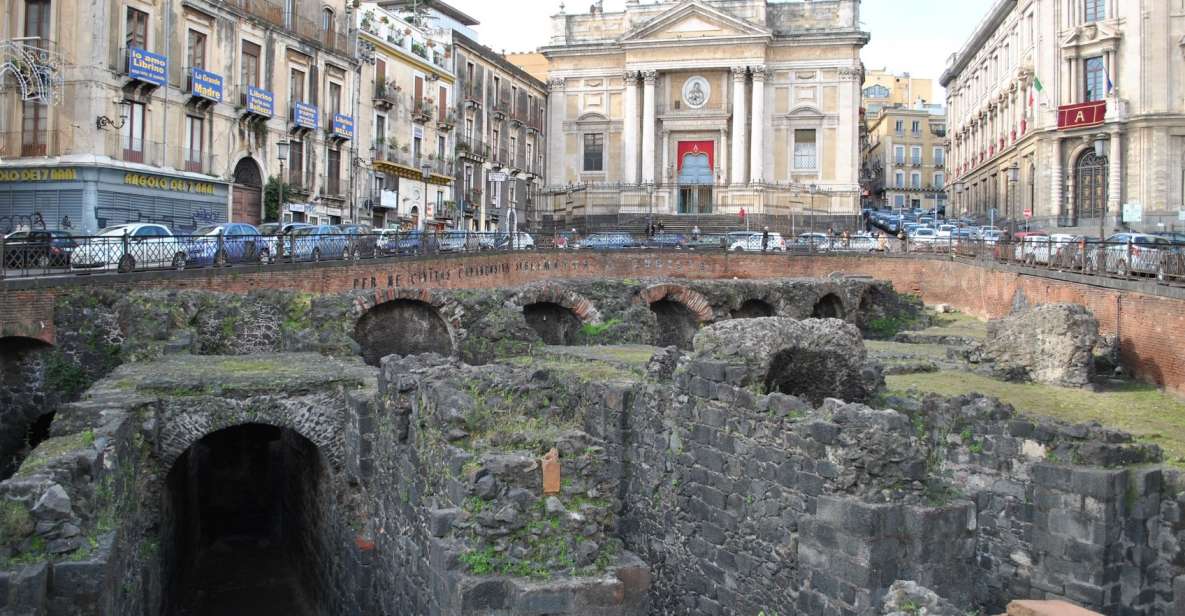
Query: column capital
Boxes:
[
  {"xmin": 641, "ymin": 70, "xmax": 657, "ymax": 84},
  {"xmin": 751, "ymin": 66, "xmax": 767, "ymax": 82},
  {"xmin": 623, "ymin": 70, "xmax": 639, "ymax": 83},
  {"xmin": 731, "ymin": 66, "xmax": 747, "ymax": 80},
  {"xmin": 547, "ymin": 77, "xmax": 566, "ymax": 92}
]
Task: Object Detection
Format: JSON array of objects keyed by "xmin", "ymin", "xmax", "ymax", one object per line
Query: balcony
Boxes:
[
  {"xmin": 321, "ymin": 174, "xmax": 344, "ymax": 198},
  {"xmin": 457, "ymin": 135, "xmax": 490, "ymax": 161},
  {"xmin": 492, "ymin": 96, "xmax": 510, "ymax": 121},
  {"xmin": 288, "ymin": 171, "xmax": 309, "ymax": 194},
  {"xmin": 464, "ymin": 189, "xmax": 482, "ymax": 210},
  {"xmin": 464, "ymin": 85, "xmax": 482, "ymax": 109},
  {"xmin": 373, "ymin": 81, "xmax": 399, "ymax": 111},
  {"xmin": 1, "ymin": 129, "xmax": 73, "ymax": 158},
  {"xmin": 412, "ymin": 99, "xmax": 433, "ymax": 123},
  {"xmin": 437, "ymin": 110, "xmax": 457, "ymax": 131},
  {"xmin": 495, "ymin": 147, "xmax": 509, "ymax": 167}
]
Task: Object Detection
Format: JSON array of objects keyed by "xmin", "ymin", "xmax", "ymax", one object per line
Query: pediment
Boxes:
[{"xmin": 622, "ymin": 1, "xmax": 770, "ymax": 43}]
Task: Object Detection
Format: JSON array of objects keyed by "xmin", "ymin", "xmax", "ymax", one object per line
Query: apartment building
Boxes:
[
  {"xmin": 942, "ymin": 0, "xmax": 1185, "ymax": 232},
  {"xmin": 357, "ymin": 1, "xmax": 455, "ymax": 230},
  {"xmin": 452, "ymin": 34, "xmax": 548, "ymax": 233},
  {"xmin": 862, "ymin": 69, "xmax": 937, "ymax": 116},
  {"xmin": 0, "ymin": 0, "xmax": 358, "ymax": 233},
  {"xmin": 861, "ymin": 106, "xmax": 948, "ymax": 212}
]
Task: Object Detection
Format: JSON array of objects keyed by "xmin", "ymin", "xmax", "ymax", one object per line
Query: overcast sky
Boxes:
[{"xmin": 446, "ymin": 0, "xmax": 997, "ymax": 96}]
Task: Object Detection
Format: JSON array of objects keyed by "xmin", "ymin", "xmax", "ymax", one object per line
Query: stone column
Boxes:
[
  {"xmin": 1107, "ymin": 131, "xmax": 1122, "ymax": 224},
  {"xmin": 641, "ymin": 70, "xmax": 657, "ymax": 185},
  {"xmin": 730, "ymin": 66, "xmax": 748, "ymax": 186},
  {"xmin": 749, "ymin": 66, "xmax": 766, "ymax": 184},
  {"xmin": 622, "ymin": 71, "xmax": 639, "ymax": 185}
]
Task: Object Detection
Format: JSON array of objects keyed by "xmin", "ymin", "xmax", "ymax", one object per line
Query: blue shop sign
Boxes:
[
  {"xmin": 246, "ymin": 86, "xmax": 274, "ymax": 117},
  {"xmin": 127, "ymin": 47, "xmax": 167, "ymax": 86},
  {"xmin": 332, "ymin": 114, "xmax": 354, "ymax": 140},
  {"xmin": 293, "ymin": 102, "xmax": 319, "ymax": 129},
  {"xmin": 190, "ymin": 68, "xmax": 223, "ymax": 103}
]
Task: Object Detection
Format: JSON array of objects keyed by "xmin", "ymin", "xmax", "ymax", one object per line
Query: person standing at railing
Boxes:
[{"xmin": 761, "ymin": 227, "xmax": 770, "ymax": 252}]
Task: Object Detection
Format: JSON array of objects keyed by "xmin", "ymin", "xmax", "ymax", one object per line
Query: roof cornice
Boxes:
[{"xmin": 939, "ymin": 0, "xmax": 1017, "ymax": 87}]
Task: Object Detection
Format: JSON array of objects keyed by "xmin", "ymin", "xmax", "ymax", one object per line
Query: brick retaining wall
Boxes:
[{"xmin": 3, "ymin": 252, "xmax": 1184, "ymax": 395}]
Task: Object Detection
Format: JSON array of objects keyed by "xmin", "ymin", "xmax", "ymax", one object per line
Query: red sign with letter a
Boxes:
[{"xmin": 1057, "ymin": 101, "xmax": 1106, "ymax": 131}]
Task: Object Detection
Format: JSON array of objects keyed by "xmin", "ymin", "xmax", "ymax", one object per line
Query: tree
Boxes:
[{"xmin": 263, "ymin": 176, "xmax": 293, "ymax": 223}]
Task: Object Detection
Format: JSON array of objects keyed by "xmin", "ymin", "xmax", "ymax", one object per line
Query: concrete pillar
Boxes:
[
  {"xmin": 730, "ymin": 66, "xmax": 748, "ymax": 186},
  {"xmin": 622, "ymin": 71, "xmax": 639, "ymax": 185},
  {"xmin": 749, "ymin": 66, "xmax": 766, "ymax": 184},
  {"xmin": 641, "ymin": 70, "xmax": 656, "ymax": 185}
]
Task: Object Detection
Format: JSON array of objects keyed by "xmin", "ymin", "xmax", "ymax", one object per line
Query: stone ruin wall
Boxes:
[{"xmin": 2, "ymin": 279, "xmax": 1185, "ymax": 614}]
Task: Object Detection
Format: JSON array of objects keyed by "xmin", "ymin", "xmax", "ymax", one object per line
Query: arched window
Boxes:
[{"xmin": 1075, "ymin": 151, "xmax": 1108, "ymax": 220}]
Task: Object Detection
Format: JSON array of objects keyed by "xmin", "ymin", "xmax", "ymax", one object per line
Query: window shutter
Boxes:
[
  {"xmin": 438, "ymin": 85, "xmax": 447, "ymax": 121},
  {"xmin": 414, "ymin": 76, "xmax": 423, "ymax": 102}
]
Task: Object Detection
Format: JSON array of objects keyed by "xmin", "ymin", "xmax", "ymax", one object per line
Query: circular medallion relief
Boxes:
[{"xmin": 682, "ymin": 76, "xmax": 710, "ymax": 109}]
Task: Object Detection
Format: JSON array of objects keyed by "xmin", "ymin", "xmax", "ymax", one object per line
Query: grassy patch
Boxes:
[
  {"xmin": 887, "ymin": 371, "xmax": 1185, "ymax": 464},
  {"xmin": 579, "ymin": 319, "xmax": 623, "ymax": 338},
  {"xmin": 864, "ymin": 340, "xmax": 950, "ymax": 362},
  {"xmin": 15, "ymin": 432, "xmax": 94, "ymax": 478},
  {"xmin": 0, "ymin": 499, "xmax": 34, "ymax": 540},
  {"xmin": 507, "ymin": 356, "xmax": 641, "ymax": 383},
  {"xmin": 908, "ymin": 311, "xmax": 988, "ymax": 339},
  {"xmin": 44, "ymin": 351, "xmax": 90, "ymax": 400}
]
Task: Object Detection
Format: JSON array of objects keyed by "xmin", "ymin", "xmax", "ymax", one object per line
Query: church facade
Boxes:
[{"xmin": 540, "ymin": 0, "xmax": 867, "ymax": 228}]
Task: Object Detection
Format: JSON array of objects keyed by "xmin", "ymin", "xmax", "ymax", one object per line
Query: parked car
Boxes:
[
  {"xmin": 831, "ymin": 232, "xmax": 878, "ymax": 252},
  {"xmin": 909, "ymin": 227, "xmax": 940, "ymax": 248},
  {"xmin": 337, "ymin": 224, "xmax": 379, "ymax": 259},
  {"xmin": 289, "ymin": 225, "xmax": 348, "ymax": 262},
  {"xmin": 580, "ymin": 233, "xmax": 638, "ymax": 250},
  {"xmin": 477, "ymin": 232, "xmax": 498, "ymax": 251},
  {"xmin": 187, "ymin": 223, "xmax": 268, "ymax": 267},
  {"xmin": 1023, "ymin": 233, "xmax": 1076, "ymax": 266},
  {"xmin": 438, "ymin": 231, "xmax": 481, "ymax": 253},
  {"xmin": 72, "ymin": 223, "xmax": 190, "ymax": 273},
  {"xmin": 495, "ymin": 232, "xmax": 536, "ymax": 250},
  {"xmin": 935, "ymin": 224, "xmax": 958, "ymax": 239},
  {"xmin": 3, "ymin": 229, "xmax": 78, "ymax": 268},
  {"xmin": 258, "ymin": 222, "xmax": 312, "ymax": 261},
  {"xmin": 685, "ymin": 233, "xmax": 727, "ymax": 250},
  {"xmin": 728, "ymin": 231, "xmax": 787, "ymax": 252},
  {"xmin": 378, "ymin": 229, "xmax": 438, "ymax": 255},
  {"xmin": 1010, "ymin": 231, "xmax": 1050, "ymax": 263},
  {"xmin": 1101, "ymin": 233, "xmax": 1179, "ymax": 279},
  {"xmin": 644, "ymin": 232, "xmax": 686, "ymax": 250},
  {"xmin": 792, "ymin": 233, "xmax": 831, "ymax": 252}
]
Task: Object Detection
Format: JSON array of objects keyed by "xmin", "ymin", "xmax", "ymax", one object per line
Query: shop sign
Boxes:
[
  {"xmin": 127, "ymin": 47, "xmax": 167, "ymax": 86},
  {"xmin": 123, "ymin": 173, "xmax": 217, "ymax": 195},
  {"xmin": 333, "ymin": 114, "xmax": 354, "ymax": 139},
  {"xmin": 246, "ymin": 86, "xmax": 274, "ymax": 117},
  {"xmin": 190, "ymin": 68, "xmax": 223, "ymax": 103},
  {"xmin": 0, "ymin": 168, "xmax": 78, "ymax": 182},
  {"xmin": 1057, "ymin": 101, "xmax": 1106, "ymax": 131},
  {"xmin": 293, "ymin": 102, "xmax": 319, "ymax": 130},
  {"xmin": 380, "ymin": 189, "xmax": 398, "ymax": 209}
]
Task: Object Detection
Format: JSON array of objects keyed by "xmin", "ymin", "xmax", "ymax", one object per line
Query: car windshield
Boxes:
[
  {"xmin": 294, "ymin": 228, "xmax": 318, "ymax": 236},
  {"xmin": 6, "ymin": 231, "xmax": 29, "ymax": 240},
  {"xmin": 194, "ymin": 225, "xmax": 222, "ymax": 236},
  {"xmin": 258, "ymin": 224, "xmax": 279, "ymax": 235}
]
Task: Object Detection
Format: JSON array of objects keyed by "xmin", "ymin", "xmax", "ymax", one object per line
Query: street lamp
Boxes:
[
  {"xmin": 421, "ymin": 164, "xmax": 432, "ymax": 232},
  {"xmin": 1094, "ymin": 133, "xmax": 1110, "ymax": 240},
  {"xmin": 96, "ymin": 99, "xmax": 131, "ymax": 130},
  {"xmin": 809, "ymin": 183, "xmax": 818, "ymax": 235},
  {"xmin": 277, "ymin": 140, "xmax": 290, "ymax": 223}
]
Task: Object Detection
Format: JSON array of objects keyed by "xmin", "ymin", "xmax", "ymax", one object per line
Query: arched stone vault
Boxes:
[
  {"xmin": 511, "ymin": 285, "xmax": 603, "ymax": 324},
  {"xmin": 634, "ymin": 284, "xmax": 714, "ymax": 322}
]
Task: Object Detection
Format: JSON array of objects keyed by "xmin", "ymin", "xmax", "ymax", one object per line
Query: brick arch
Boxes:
[
  {"xmin": 155, "ymin": 398, "xmax": 345, "ymax": 472},
  {"xmin": 351, "ymin": 287, "xmax": 463, "ymax": 357},
  {"xmin": 511, "ymin": 285, "xmax": 603, "ymax": 324},
  {"xmin": 635, "ymin": 284, "xmax": 714, "ymax": 322}
]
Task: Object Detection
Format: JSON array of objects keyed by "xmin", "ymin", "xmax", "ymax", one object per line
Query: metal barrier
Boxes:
[{"xmin": 2, "ymin": 229, "xmax": 1184, "ymax": 286}]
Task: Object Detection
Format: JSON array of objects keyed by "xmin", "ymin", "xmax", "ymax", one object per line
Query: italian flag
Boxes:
[{"xmin": 1030, "ymin": 76, "xmax": 1044, "ymax": 108}]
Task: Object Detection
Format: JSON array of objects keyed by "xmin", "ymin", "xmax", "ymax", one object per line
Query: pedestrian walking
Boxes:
[{"xmin": 761, "ymin": 226, "xmax": 770, "ymax": 252}]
